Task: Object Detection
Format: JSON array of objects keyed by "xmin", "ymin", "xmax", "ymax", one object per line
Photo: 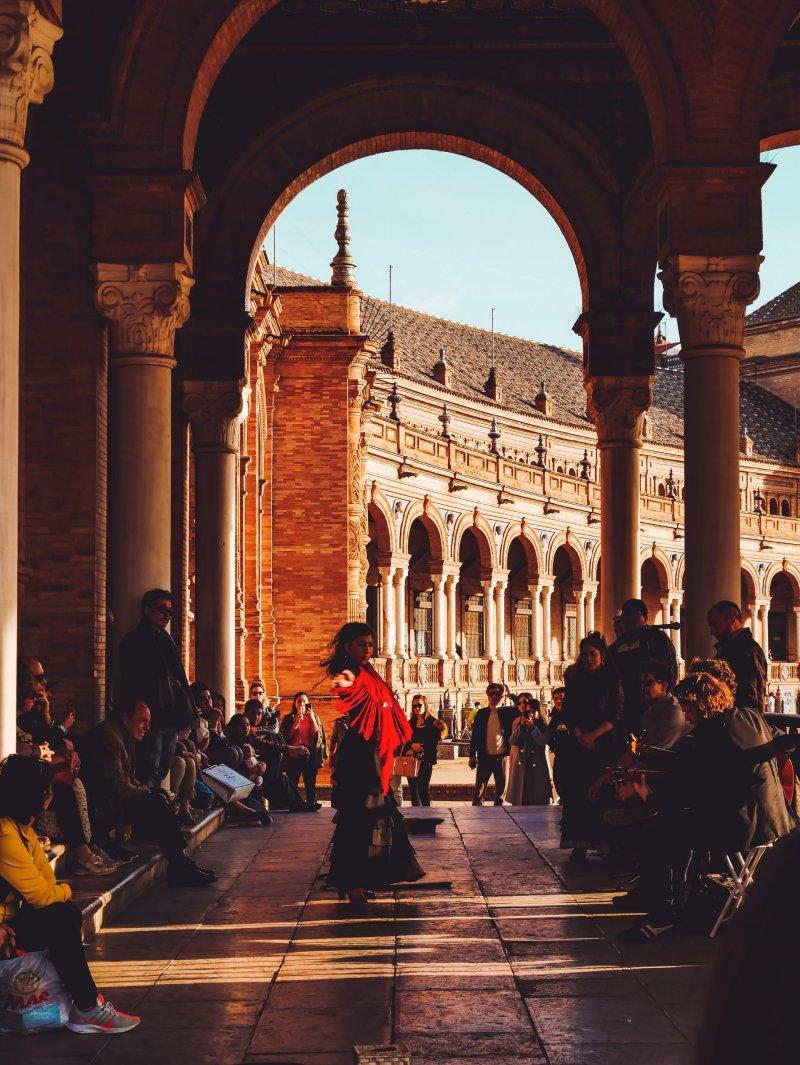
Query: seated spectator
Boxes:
[
  {"xmin": 0, "ymin": 756, "xmax": 139, "ymax": 1034},
  {"xmin": 79, "ymin": 702, "xmax": 217, "ymax": 887},
  {"xmin": 211, "ymin": 691, "xmax": 226, "ymax": 717},
  {"xmin": 279, "ymin": 692, "xmax": 326, "ymax": 808},
  {"xmin": 241, "ymin": 744, "xmax": 266, "ymax": 789},
  {"xmin": 170, "ymin": 724, "xmax": 200, "ymax": 826},
  {"xmin": 249, "ymin": 680, "xmax": 266, "ymax": 701}
]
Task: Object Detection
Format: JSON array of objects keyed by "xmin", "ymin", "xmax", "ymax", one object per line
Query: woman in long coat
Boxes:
[
  {"xmin": 506, "ymin": 693, "xmax": 552, "ymax": 805},
  {"xmin": 559, "ymin": 632, "xmax": 623, "ymax": 862},
  {"xmin": 324, "ymin": 622, "xmax": 424, "ymax": 906}
]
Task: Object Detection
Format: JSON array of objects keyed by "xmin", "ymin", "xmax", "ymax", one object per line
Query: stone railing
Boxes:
[
  {"xmin": 404, "ymin": 657, "xmax": 441, "ymax": 688},
  {"xmin": 455, "ymin": 659, "xmax": 490, "ymax": 687},
  {"xmin": 769, "ymin": 661, "xmax": 799, "ymax": 683},
  {"xmin": 741, "ymin": 512, "xmax": 800, "ymax": 541},
  {"xmin": 504, "ymin": 659, "xmax": 538, "ymax": 686},
  {"xmin": 371, "ymin": 657, "xmax": 388, "ymax": 680}
]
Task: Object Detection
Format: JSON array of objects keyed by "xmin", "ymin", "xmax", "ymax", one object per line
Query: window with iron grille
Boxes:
[
  {"xmin": 564, "ymin": 611, "xmax": 578, "ymax": 661},
  {"xmin": 513, "ymin": 597, "xmax": 533, "ymax": 659},
  {"xmin": 463, "ymin": 594, "xmax": 485, "ymax": 659},
  {"xmin": 412, "ymin": 589, "xmax": 433, "ymax": 657}
]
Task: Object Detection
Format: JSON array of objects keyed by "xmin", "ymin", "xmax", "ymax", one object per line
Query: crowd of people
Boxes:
[
  {"xmin": 0, "ymin": 587, "xmax": 328, "ymax": 1035},
  {"xmin": 3, "ymin": 585, "xmax": 800, "ymax": 1039}
]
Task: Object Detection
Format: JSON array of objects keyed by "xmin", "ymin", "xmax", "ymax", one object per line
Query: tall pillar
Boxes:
[
  {"xmin": 494, "ymin": 572, "xmax": 508, "ymax": 662},
  {"xmin": 585, "ymin": 586, "xmax": 597, "ymax": 634},
  {"xmin": 94, "ymin": 263, "xmax": 193, "ymax": 645},
  {"xmin": 445, "ymin": 571, "xmax": 458, "ymax": 659},
  {"xmin": 0, "ymin": 3, "xmax": 60, "ymax": 754},
  {"xmin": 753, "ymin": 598, "xmax": 770, "ymax": 657},
  {"xmin": 394, "ymin": 564, "xmax": 408, "ymax": 658},
  {"xmin": 378, "ymin": 567, "xmax": 395, "ymax": 656},
  {"xmin": 432, "ymin": 573, "xmax": 447, "ymax": 659},
  {"xmin": 660, "ymin": 255, "xmax": 761, "ymax": 658},
  {"xmin": 574, "ymin": 586, "xmax": 587, "ymax": 642},
  {"xmin": 585, "ymin": 378, "xmax": 651, "ymax": 637},
  {"xmin": 669, "ymin": 596, "xmax": 683, "ymax": 658},
  {"xmin": 529, "ymin": 582, "xmax": 543, "ymax": 660},
  {"xmin": 182, "ymin": 381, "xmax": 247, "ymax": 717},
  {"xmin": 482, "ymin": 579, "xmax": 497, "ymax": 661},
  {"xmin": 540, "ymin": 583, "xmax": 553, "ymax": 661},
  {"xmin": 793, "ymin": 604, "xmax": 800, "ymax": 663}
]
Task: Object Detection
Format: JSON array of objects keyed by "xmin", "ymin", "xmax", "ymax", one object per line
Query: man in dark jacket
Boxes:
[
  {"xmin": 609, "ymin": 598, "xmax": 678, "ymax": 736},
  {"xmin": 469, "ymin": 682, "xmax": 517, "ymax": 805},
  {"xmin": 708, "ymin": 600, "xmax": 768, "ymax": 713},
  {"xmin": 80, "ymin": 702, "xmax": 216, "ymax": 887},
  {"xmin": 117, "ymin": 588, "xmax": 194, "ymax": 790}
]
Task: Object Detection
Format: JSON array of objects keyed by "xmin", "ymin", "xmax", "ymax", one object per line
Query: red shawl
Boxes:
[{"xmin": 333, "ymin": 663, "xmax": 412, "ymax": 795}]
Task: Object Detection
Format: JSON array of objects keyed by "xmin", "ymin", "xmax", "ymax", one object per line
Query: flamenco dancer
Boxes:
[{"xmin": 324, "ymin": 622, "xmax": 425, "ymax": 907}]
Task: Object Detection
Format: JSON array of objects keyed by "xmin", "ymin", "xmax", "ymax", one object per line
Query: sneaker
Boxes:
[
  {"xmin": 74, "ymin": 853, "xmax": 119, "ymax": 877},
  {"xmin": 617, "ymin": 914, "xmax": 676, "ymax": 942},
  {"xmin": 166, "ymin": 858, "xmax": 218, "ymax": 887},
  {"xmin": 66, "ymin": 995, "xmax": 140, "ymax": 1034},
  {"xmin": 90, "ymin": 845, "xmax": 126, "ymax": 872}
]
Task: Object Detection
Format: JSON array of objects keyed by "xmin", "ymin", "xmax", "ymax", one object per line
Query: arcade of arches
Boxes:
[{"xmin": 2, "ymin": 1, "xmax": 800, "ymax": 753}]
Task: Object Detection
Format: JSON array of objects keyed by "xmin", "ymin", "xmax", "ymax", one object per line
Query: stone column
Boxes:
[
  {"xmin": 445, "ymin": 571, "xmax": 458, "ymax": 659},
  {"xmin": 378, "ymin": 567, "xmax": 395, "ymax": 657},
  {"xmin": 669, "ymin": 596, "xmax": 683, "ymax": 658},
  {"xmin": 482, "ymin": 579, "xmax": 497, "ymax": 661},
  {"xmin": 585, "ymin": 378, "xmax": 651, "ymax": 638},
  {"xmin": 540, "ymin": 583, "xmax": 553, "ymax": 661},
  {"xmin": 347, "ymin": 373, "xmax": 369, "ymax": 622},
  {"xmin": 574, "ymin": 586, "xmax": 587, "ymax": 642},
  {"xmin": 182, "ymin": 381, "xmax": 247, "ymax": 717},
  {"xmin": 94, "ymin": 263, "xmax": 193, "ymax": 645},
  {"xmin": 793, "ymin": 604, "xmax": 800, "ymax": 663},
  {"xmin": 394, "ymin": 563, "xmax": 408, "ymax": 658},
  {"xmin": 585, "ymin": 586, "xmax": 597, "ymax": 634},
  {"xmin": 753, "ymin": 597, "xmax": 770, "ymax": 656},
  {"xmin": 432, "ymin": 573, "xmax": 447, "ymax": 660},
  {"xmin": 0, "ymin": 2, "xmax": 60, "ymax": 754},
  {"xmin": 494, "ymin": 572, "xmax": 508, "ymax": 662},
  {"xmin": 529, "ymin": 582, "xmax": 543, "ymax": 660},
  {"xmin": 660, "ymin": 255, "xmax": 761, "ymax": 658}
]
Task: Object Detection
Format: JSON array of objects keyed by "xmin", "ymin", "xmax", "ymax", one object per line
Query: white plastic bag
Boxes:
[{"xmin": 0, "ymin": 950, "xmax": 70, "ymax": 1035}]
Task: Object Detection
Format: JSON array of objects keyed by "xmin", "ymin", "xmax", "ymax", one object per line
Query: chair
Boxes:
[{"xmin": 709, "ymin": 844, "xmax": 771, "ymax": 938}]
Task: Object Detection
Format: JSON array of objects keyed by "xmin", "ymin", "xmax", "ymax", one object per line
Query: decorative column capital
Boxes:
[
  {"xmin": 658, "ymin": 254, "xmax": 762, "ymax": 353},
  {"xmin": 585, "ymin": 375, "xmax": 653, "ymax": 448},
  {"xmin": 182, "ymin": 380, "xmax": 249, "ymax": 454},
  {"xmin": 0, "ymin": 1, "xmax": 61, "ymax": 162},
  {"xmin": 93, "ymin": 263, "xmax": 193, "ymax": 359}
]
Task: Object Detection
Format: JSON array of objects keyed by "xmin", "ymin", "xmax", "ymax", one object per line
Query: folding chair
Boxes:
[{"xmin": 709, "ymin": 844, "xmax": 770, "ymax": 938}]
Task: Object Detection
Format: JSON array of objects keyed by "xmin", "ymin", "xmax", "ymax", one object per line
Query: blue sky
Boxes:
[{"xmin": 272, "ymin": 146, "xmax": 800, "ymax": 352}]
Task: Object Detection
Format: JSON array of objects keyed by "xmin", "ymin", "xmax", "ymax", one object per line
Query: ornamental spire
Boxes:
[{"xmin": 330, "ymin": 188, "xmax": 357, "ymax": 289}]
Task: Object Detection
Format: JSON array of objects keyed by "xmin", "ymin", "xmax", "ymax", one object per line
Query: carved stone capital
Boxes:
[
  {"xmin": 0, "ymin": 1, "xmax": 60, "ymax": 157},
  {"xmin": 182, "ymin": 380, "xmax": 249, "ymax": 453},
  {"xmin": 659, "ymin": 254, "xmax": 762, "ymax": 353},
  {"xmin": 93, "ymin": 263, "xmax": 193, "ymax": 357},
  {"xmin": 585, "ymin": 376, "xmax": 653, "ymax": 448}
]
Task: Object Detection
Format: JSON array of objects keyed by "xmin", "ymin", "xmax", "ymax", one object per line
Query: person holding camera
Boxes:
[
  {"xmin": 280, "ymin": 692, "xmax": 326, "ymax": 808},
  {"xmin": 507, "ymin": 693, "xmax": 552, "ymax": 806},
  {"xmin": 403, "ymin": 694, "xmax": 447, "ymax": 807},
  {"xmin": 469, "ymin": 683, "xmax": 517, "ymax": 806}
]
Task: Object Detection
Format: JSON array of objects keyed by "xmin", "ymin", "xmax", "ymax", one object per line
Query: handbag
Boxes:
[{"xmin": 392, "ymin": 755, "xmax": 421, "ymax": 778}]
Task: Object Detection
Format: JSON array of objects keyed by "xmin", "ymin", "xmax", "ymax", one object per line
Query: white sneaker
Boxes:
[
  {"xmin": 90, "ymin": 845, "xmax": 124, "ymax": 870},
  {"xmin": 74, "ymin": 853, "xmax": 118, "ymax": 876},
  {"xmin": 66, "ymin": 995, "xmax": 140, "ymax": 1034}
]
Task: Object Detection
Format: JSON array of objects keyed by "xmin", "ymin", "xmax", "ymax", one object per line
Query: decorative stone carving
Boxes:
[
  {"xmin": 93, "ymin": 263, "xmax": 194, "ymax": 357},
  {"xmin": 330, "ymin": 188, "xmax": 357, "ymax": 289},
  {"xmin": 659, "ymin": 254, "xmax": 762, "ymax": 352},
  {"xmin": 182, "ymin": 380, "xmax": 248, "ymax": 453},
  {"xmin": 585, "ymin": 376, "xmax": 653, "ymax": 447},
  {"xmin": 0, "ymin": 2, "xmax": 61, "ymax": 155}
]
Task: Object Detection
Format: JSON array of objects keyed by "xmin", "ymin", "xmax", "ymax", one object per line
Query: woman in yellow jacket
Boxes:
[{"xmin": 0, "ymin": 755, "xmax": 139, "ymax": 1034}]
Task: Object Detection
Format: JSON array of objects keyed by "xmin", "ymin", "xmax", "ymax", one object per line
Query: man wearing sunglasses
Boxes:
[{"xmin": 118, "ymin": 588, "xmax": 195, "ymax": 791}]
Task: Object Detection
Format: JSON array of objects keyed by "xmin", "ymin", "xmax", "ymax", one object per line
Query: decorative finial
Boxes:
[
  {"xmin": 535, "ymin": 433, "xmax": 547, "ymax": 468},
  {"xmin": 388, "ymin": 381, "xmax": 401, "ymax": 422},
  {"xmin": 381, "ymin": 329, "xmax": 400, "ymax": 370},
  {"xmin": 330, "ymin": 189, "xmax": 357, "ymax": 289},
  {"xmin": 488, "ymin": 417, "xmax": 501, "ymax": 455},
  {"xmin": 666, "ymin": 468, "xmax": 676, "ymax": 500},
  {"xmin": 579, "ymin": 449, "xmax": 591, "ymax": 481},
  {"xmin": 439, "ymin": 403, "xmax": 451, "ymax": 440}
]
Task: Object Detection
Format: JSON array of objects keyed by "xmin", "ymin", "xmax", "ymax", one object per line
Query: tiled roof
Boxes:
[
  {"xmin": 271, "ymin": 265, "xmax": 799, "ymax": 464},
  {"xmin": 747, "ymin": 282, "xmax": 800, "ymax": 328}
]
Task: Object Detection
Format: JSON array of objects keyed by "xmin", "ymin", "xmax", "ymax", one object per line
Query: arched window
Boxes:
[
  {"xmin": 556, "ymin": 465, "xmax": 565, "ymax": 474},
  {"xmin": 657, "ymin": 483, "xmax": 666, "ymax": 497},
  {"xmin": 769, "ymin": 497, "xmax": 779, "ymax": 515},
  {"xmin": 568, "ymin": 467, "xmax": 576, "ymax": 477},
  {"xmin": 781, "ymin": 498, "xmax": 791, "ymax": 517}
]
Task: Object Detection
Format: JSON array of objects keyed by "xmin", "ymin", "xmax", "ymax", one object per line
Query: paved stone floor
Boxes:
[{"xmin": 8, "ymin": 806, "xmax": 714, "ymax": 1065}]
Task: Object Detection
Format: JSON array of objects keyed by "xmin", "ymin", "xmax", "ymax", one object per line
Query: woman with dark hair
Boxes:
[
  {"xmin": 280, "ymin": 692, "xmax": 327, "ymax": 808},
  {"xmin": 0, "ymin": 756, "xmax": 139, "ymax": 1034},
  {"xmin": 403, "ymin": 694, "xmax": 447, "ymax": 807},
  {"xmin": 559, "ymin": 631, "xmax": 624, "ymax": 863},
  {"xmin": 507, "ymin": 693, "xmax": 553, "ymax": 806},
  {"xmin": 324, "ymin": 622, "xmax": 424, "ymax": 906}
]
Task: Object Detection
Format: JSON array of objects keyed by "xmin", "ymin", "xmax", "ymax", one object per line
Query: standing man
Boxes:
[
  {"xmin": 708, "ymin": 600, "xmax": 767, "ymax": 713},
  {"xmin": 609, "ymin": 599, "xmax": 678, "ymax": 737},
  {"xmin": 117, "ymin": 588, "xmax": 194, "ymax": 790},
  {"xmin": 469, "ymin": 682, "xmax": 517, "ymax": 806}
]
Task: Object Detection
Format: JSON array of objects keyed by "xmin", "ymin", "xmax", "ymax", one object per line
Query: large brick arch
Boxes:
[
  {"xmin": 106, "ymin": 0, "xmax": 708, "ymax": 172},
  {"xmin": 181, "ymin": 77, "xmax": 636, "ymax": 376}
]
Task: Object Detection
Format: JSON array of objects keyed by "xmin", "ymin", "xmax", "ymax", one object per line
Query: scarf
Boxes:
[{"xmin": 334, "ymin": 663, "xmax": 412, "ymax": 795}]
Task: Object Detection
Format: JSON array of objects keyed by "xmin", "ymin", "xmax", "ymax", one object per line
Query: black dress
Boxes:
[
  {"xmin": 558, "ymin": 663, "xmax": 623, "ymax": 849},
  {"xmin": 327, "ymin": 728, "xmax": 424, "ymax": 893}
]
